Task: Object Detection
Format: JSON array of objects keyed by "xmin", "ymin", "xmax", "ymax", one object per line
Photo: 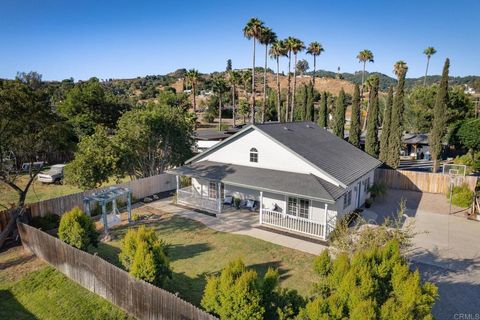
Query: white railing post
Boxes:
[
  {"xmin": 217, "ymin": 182, "xmax": 222, "ymax": 214},
  {"xmin": 324, "ymin": 203, "xmax": 328, "ymax": 239},
  {"xmin": 259, "ymin": 191, "xmax": 263, "ymax": 224},
  {"xmin": 175, "ymin": 175, "xmax": 179, "ymax": 204}
]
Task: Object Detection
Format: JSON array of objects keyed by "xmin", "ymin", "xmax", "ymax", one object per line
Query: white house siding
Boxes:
[
  {"xmin": 191, "ymin": 177, "xmax": 210, "ymax": 197},
  {"xmin": 201, "ymin": 129, "xmax": 341, "ymax": 187},
  {"xmin": 262, "ymin": 192, "xmax": 286, "ymax": 213},
  {"xmin": 224, "ymin": 184, "xmax": 260, "ymax": 201},
  {"xmin": 338, "ymin": 169, "xmax": 375, "ymax": 216}
]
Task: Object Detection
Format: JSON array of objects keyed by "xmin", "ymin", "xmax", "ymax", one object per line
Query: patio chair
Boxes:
[{"xmin": 224, "ymin": 195, "xmax": 233, "ymax": 206}]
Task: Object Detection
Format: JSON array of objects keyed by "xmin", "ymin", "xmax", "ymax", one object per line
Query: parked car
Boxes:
[
  {"xmin": 21, "ymin": 161, "xmax": 46, "ymax": 172},
  {"xmin": 37, "ymin": 164, "xmax": 66, "ymax": 184}
]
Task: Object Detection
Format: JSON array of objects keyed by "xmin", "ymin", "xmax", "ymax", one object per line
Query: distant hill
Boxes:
[{"xmin": 306, "ymin": 69, "xmax": 480, "ymax": 91}]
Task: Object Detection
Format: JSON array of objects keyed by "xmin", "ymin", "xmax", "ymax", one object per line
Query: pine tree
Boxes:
[
  {"xmin": 387, "ymin": 62, "xmax": 408, "ymax": 168},
  {"xmin": 306, "ymin": 82, "xmax": 314, "ymax": 121},
  {"xmin": 430, "ymin": 58, "xmax": 449, "ymax": 172},
  {"xmin": 333, "ymin": 89, "xmax": 346, "ymax": 139},
  {"xmin": 318, "ymin": 92, "xmax": 328, "ymax": 128},
  {"xmin": 379, "ymin": 86, "xmax": 394, "ymax": 163},
  {"xmin": 349, "ymin": 84, "xmax": 361, "ymax": 148},
  {"xmin": 365, "ymin": 76, "xmax": 380, "ymax": 157}
]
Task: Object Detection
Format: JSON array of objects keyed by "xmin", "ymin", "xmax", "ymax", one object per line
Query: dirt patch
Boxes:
[{"xmin": 0, "ymin": 246, "xmax": 45, "ymax": 283}]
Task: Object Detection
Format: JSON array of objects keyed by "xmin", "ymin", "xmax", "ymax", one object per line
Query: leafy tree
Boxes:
[
  {"xmin": 306, "ymin": 82, "xmax": 314, "ymax": 122},
  {"xmin": 226, "ymin": 59, "xmax": 232, "ymax": 71},
  {"xmin": 404, "ymin": 85, "xmax": 436, "ymax": 133},
  {"xmin": 227, "ymin": 70, "xmax": 241, "ymax": 126},
  {"xmin": 317, "ymin": 92, "xmax": 328, "ymax": 128},
  {"xmin": 211, "ymin": 76, "xmax": 230, "ymax": 130},
  {"xmin": 457, "ymin": 118, "xmax": 480, "ymax": 163},
  {"xmin": 238, "ymin": 99, "xmax": 250, "ymax": 124},
  {"xmin": 65, "ymin": 126, "xmax": 120, "ymax": 190},
  {"xmin": 259, "ymin": 27, "xmax": 277, "ymax": 123},
  {"xmin": 379, "ymin": 86, "xmax": 394, "ymax": 163},
  {"xmin": 332, "ymin": 89, "xmax": 346, "ymax": 138},
  {"xmin": 306, "ymin": 42, "xmax": 325, "ymax": 86},
  {"xmin": 114, "ymin": 103, "xmax": 194, "ymax": 178},
  {"xmin": 243, "ymin": 18, "xmax": 265, "ymax": 123},
  {"xmin": 269, "ymin": 41, "xmax": 287, "ymax": 121},
  {"xmin": 295, "ymin": 59, "xmax": 309, "ymax": 76},
  {"xmin": 430, "ymin": 58, "xmax": 449, "ymax": 172},
  {"xmin": 201, "ymin": 259, "xmax": 305, "ymax": 320},
  {"xmin": 58, "ymin": 207, "xmax": 98, "ymax": 251},
  {"xmin": 387, "ymin": 61, "xmax": 408, "ymax": 168},
  {"xmin": 365, "ymin": 76, "xmax": 380, "ymax": 157},
  {"xmin": 356, "ymin": 49, "xmax": 374, "ymax": 95},
  {"xmin": 348, "ymin": 84, "xmax": 361, "ymax": 148},
  {"xmin": 57, "ymin": 77, "xmax": 130, "ymax": 137},
  {"xmin": 119, "ymin": 226, "xmax": 171, "ymax": 286},
  {"xmin": 423, "ymin": 47, "xmax": 437, "ymax": 86},
  {"xmin": 299, "ymin": 241, "xmax": 437, "ymax": 319}
]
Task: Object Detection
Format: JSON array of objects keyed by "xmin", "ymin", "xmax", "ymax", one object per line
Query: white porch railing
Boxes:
[
  {"xmin": 261, "ymin": 209, "xmax": 326, "ymax": 240},
  {"xmin": 176, "ymin": 187, "xmax": 219, "ymax": 213}
]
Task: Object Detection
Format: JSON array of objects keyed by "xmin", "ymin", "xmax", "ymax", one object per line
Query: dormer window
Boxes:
[{"xmin": 250, "ymin": 148, "xmax": 258, "ymax": 163}]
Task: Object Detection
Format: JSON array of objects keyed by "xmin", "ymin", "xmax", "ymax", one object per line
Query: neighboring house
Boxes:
[
  {"xmin": 169, "ymin": 122, "xmax": 381, "ymax": 240},
  {"xmin": 194, "ymin": 128, "xmax": 241, "ymax": 153}
]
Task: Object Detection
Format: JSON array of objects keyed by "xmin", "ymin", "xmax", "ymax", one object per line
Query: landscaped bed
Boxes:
[
  {"xmin": 0, "ymin": 246, "xmax": 132, "ymax": 320},
  {"xmin": 92, "ymin": 214, "xmax": 318, "ymax": 305}
]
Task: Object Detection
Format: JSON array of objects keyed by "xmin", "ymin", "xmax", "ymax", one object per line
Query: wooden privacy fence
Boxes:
[
  {"xmin": 0, "ymin": 208, "xmax": 15, "ymax": 233},
  {"xmin": 375, "ymin": 168, "xmax": 478, "ymax": 194},
  {"xmin": 17, "ymin": 222, "xmax": 216, "ymax": 320},
  {"xmin": 28, "ymin": 173, "xmax": 176, "ymax": 217}
]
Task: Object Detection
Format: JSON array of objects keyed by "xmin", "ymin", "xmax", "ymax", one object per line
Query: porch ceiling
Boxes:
[{"xmin": 168, "ymin": 161, "xmax": 346, "ymax": 203}]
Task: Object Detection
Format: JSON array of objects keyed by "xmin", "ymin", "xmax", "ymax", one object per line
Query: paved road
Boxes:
[
  {"xmin": 368, "ymin": 191, "xmax": 480, "ymax": 319},
  {"xmin": 399, "ymin": 159, "xmax": 434, "ymax": 172}
]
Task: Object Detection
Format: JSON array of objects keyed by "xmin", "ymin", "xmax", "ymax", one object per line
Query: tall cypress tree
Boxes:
[
  {"xmin": 430, "ymin": 58, "xmax": 449, "ymax": 172},
  {"xmin": 379, "ymin": 86, "xmax": 394, "ymax": 163},
  {"xmin": 365, "ymin": 76, "xmax": 380, "ymax": 157},
  {"xmin": 387, "ymin": 62, "xmax": 408, "ymax": 168},
  {"xmin": 301, "ymin": 84, "xmax": 308, "ymax": 120},
  {"xmin": 333, "ymin": 88, "xmax": 346, "ymax": 139},
  {"xmin": 318, "ymin": 92, "xmax": 328, "ymax": 128},
  {"xmin": 306, "ymin": 82, "xmax": 314, "ymax": 121},
  {"xmin": 349, "ymin": 84, "xmax": 361, "ymax": 148}
]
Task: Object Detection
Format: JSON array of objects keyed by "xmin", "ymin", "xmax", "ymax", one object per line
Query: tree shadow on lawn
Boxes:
[{"xmin": 0, "ymin": 289, "xmax": 36, "ymax": 320}]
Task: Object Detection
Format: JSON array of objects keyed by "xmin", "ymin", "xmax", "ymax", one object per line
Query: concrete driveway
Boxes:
[{"xmin": 368, "ymin": 190, "xmax": 480, "ymax": 319}]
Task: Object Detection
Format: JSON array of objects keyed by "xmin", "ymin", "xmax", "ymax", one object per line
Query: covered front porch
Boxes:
[{"xmin": 169, "ymin": 161, "xmax": 344, "ymax": 240}]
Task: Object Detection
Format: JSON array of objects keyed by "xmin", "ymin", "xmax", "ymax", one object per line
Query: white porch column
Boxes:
[
  {"xmin": 259, "ymin": 191, "xmax": 263, "ymax": 224},
  {"xmin": 324, "ymin": 203, "xmax": 328, "ymax": 238},
  {"xmin": 175, "ymin": 175, "xmax": 179, "ymax": 202},
  {"xmin": 217, "ymin": 182, "xmax": 222, "ymax": 214}
]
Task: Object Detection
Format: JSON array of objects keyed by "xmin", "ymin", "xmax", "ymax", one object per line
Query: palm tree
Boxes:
[
  {"xmin": 423, "ymin": 46, "xmax": 437, "ymax": 86},
  {"xmin": 284, "ymin": 37, "xmax": 296, "ymax": 122},
  {"xmin": 240, "ymin": 70, "xmax": 252, "ymax": 94},
  {"xmin": 258, "ymin": 27, "xmax": 277, "ymax": 123},
  {"xmin": 243, "ymin": 18, "xmax": 265, "ymax": 123},
  {"xmin": 306, "ymin": 42, "xmax": 324, "ymax": 86},
  {"xmin": 185, "ymin": 69, "xmax": 200, "ymax": 113},
  {"xmin": 211, "ymin": 76, "xmax": 229, "ymax": 131},
  {"xmin": 269, "ymin": 40, "xmax": 287, "ymax": 122},
  {"xmin": 394, "ymin": 60, "xmax": 408, "ymax": 77},
  {"xmin": 227, "ymin": 70, "xmax": 241, "ymax": 126},
  {"xmin": 291, "ymin": 38, "xmax": 305, "ymax": 122},
  {"xmin": 357, "ymin": 49, "xmax": 374, "ymax": 95}
]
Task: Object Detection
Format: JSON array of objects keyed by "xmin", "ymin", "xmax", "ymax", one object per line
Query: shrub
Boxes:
[
  {"xmin": 368, "ymin": 183, "xmax": 387, "ymax": 198},
  {"xmin": 448, "ymin": 184, "xmax": 474, "ymax": 208},
  {"xmin": 58, "ymin": 207, "xmax": 98, "ymax": 250},
  {"xmin": 453, "ymin": 152, "xmax": 480, "ymax": 173},
  {"xmin": 200, "ymin": 259, "xmax": 305, "ymax": 320},
  {"xmin": 31, "ymin": 213, "xmax": 60, "ymax": 230},
  {"xmin": 119, "ymin": 226, "xmax": 171, "ymax": 286}
]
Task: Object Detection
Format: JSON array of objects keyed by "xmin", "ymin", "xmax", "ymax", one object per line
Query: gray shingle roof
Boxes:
[
  {"xmin": 168, "ymin": 161, "xmax": 345, "ymax": 203},
  {"xmin": 255, "ymin": 122, "xmax": 382, "ymax": 186}
]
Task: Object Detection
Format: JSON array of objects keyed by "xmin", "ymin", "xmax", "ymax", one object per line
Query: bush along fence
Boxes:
[
  {"xmin": 375, "ymin": 168, "xmax": 478, "ymax": 194},
  {"xmin": 17, "ymin": 222, "xmax": 216, "ymax": 320},
  {"xmin": 28, "ymin": 173, "xmax": 176, "ymax": 218}
]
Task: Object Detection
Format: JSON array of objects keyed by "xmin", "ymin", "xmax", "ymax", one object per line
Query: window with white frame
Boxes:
[
  {"xmin": 363, "ymin": 177, "xmax": 371, "ymax": 192},
  {"xmin": 287, "ymin": 196, "xmax": 310, "ymax": 219},
  {"xmin": 343, "ymin": 190, "xmax": 352, "ymax": 209},
  {"xmin": 250, "ymin": 148, "xmax": 258, "ymax": 163},
  {"xmin": 208, "ymin": 181, "xmax": 217, "ymax": 199}
]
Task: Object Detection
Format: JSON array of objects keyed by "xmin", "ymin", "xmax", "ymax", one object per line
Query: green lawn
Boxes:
[
  {"xmin": 0, "ymin": 174, "xmax": 129, "ymax": 209},
  {"xmin": 92, "ymin": 214, "xmax": 319, "ymax": 305},
  {"xmin": 0, "ymin": 247, "xmax": 133, "ymax": 320}
]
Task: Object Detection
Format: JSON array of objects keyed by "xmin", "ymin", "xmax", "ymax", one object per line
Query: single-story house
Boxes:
[{"xmin": 169, "ymin": 121, "xmax": 381, "ymax": 240}]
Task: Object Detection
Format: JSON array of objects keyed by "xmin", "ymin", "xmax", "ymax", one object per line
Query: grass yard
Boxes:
[
  {"xmin": 93, "ymin": 214, "xmax": 319, "ymax": 305},
  {"xmin": 0, "ymin": 174, "xmax": 129, "ymax": 209},
  {"xmin": 0, "ymin": 246, "xmax": 133, "ymax": 320}
]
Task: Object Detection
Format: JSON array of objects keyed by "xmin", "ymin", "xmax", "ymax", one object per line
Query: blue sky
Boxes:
[{"xmin": 1, "ymin": 0, "xmax": 479, "ymax": 80}]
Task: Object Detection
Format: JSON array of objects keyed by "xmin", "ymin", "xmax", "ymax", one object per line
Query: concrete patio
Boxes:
[{"xmin": 147, "ymin": 197, "xmax": 327, "ymax": 255}]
